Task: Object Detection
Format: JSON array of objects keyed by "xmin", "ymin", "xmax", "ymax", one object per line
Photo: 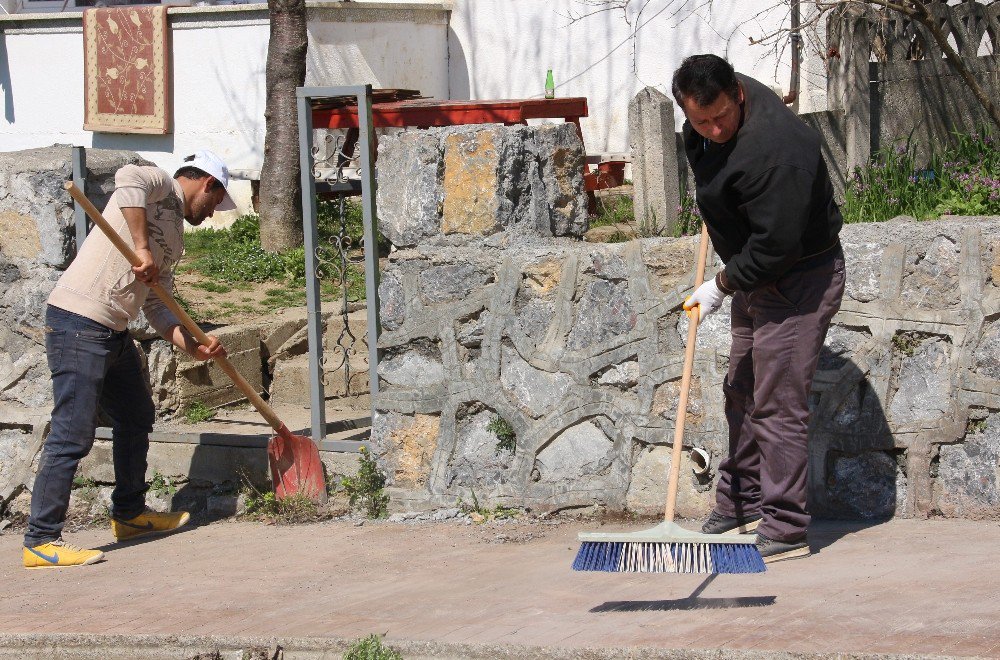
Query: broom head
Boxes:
[{"xmin": 573, "ymin": 521, "xmax": 765, "ymax": 574}]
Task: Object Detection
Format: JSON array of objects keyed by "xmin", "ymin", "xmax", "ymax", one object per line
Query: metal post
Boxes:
[
  {"xmin": 72, "ymin": 146, "xmax": 87, "ymax": 253},
  {"xmin": 297, "ymin": 90, "xmax": 326, "ymax": 446},
  {"xmin": 296, "ymin": 84, "xmax": 382, "ymax": 448},
  {"xmin": 355, "ymin": 85, "xmax": 381, "ymax": 402}
]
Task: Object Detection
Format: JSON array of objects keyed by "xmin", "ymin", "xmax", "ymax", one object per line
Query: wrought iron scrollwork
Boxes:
[{"xmin": 309, "ymin": 131, "xmax": 364, "ymax": 395}]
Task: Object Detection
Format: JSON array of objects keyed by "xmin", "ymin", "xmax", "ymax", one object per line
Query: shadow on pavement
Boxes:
[
  {"xmin": 590, "ymin": 596, "xmax": 776, "ymax": 612},
  {"xmin": 92, "ymin": 522, "xmax": 200, "ymax": 554},
  {"xmin": 589, "ymin": 573, "xmax": 776, "ymax": 612}
]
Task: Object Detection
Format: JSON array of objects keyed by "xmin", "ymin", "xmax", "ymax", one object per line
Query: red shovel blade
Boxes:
[{"xmin": 267, "ymin": 425, "xmax": 326, "ymax": 501}]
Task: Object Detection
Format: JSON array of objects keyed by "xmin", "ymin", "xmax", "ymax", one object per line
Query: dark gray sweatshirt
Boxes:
[{"xmin": 682, "ymin": 73, "xmax": 843, "ymax": 292}]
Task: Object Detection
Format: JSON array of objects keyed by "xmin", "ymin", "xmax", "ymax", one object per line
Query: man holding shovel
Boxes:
[
  {"xmin": 23, "ymin": 151, "xmax": 233, "ymax": 569},
  {"xmin": 672, "ymin": 55, "xmax": 845, "ymax": 563}
]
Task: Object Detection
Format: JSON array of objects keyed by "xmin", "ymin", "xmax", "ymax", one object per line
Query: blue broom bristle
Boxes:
[{"xmin": 572, "ymin": 541, "xmax": 765, "ymax": 574}]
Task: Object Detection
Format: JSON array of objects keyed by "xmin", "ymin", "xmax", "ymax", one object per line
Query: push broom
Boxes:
[{"xmin": 573, "ymin": 223, "xmax": 765, "ymax": 574}]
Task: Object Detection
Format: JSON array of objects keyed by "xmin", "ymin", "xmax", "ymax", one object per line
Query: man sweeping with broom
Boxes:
[
  {"xmin": 675, "ymin": 55, "xmax": 845, "ymax": 563},
  {"xmin": 23, "ymin": 152, "xmax": 233, "ymax": 569}
]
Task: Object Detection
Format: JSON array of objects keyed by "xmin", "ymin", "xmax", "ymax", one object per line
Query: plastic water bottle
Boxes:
[{"xmin": 545, "ymin": 70, "xmax": 555, "ymax": 99}]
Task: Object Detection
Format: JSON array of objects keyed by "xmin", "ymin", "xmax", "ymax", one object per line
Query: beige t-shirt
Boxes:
[{"xmin": 48, "ymin": 164, "xmax": 184, "ymax": 337}]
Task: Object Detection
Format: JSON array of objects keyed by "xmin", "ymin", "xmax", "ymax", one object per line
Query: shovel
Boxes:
[{"xmin": 65, "ymin": 182, "xmax": 326, "ymax": 502}]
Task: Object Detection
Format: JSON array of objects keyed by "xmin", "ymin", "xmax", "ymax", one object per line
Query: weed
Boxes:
[
  {"xmin": 149, "ymin": 470, "xmax": 178, "ymax": 498},
  {"xmin": 891, "ymin": 332, "xmax": 921, "ymax": 357},
  {"xmin": 72, "ymin": 476, "xmax": 97, "ymax": 490},
  {"xmin": 966, "ymin": 417, "xmax": 988, "ymax": 435},
  {"xmin": 342, "ymin": 633, "xmax": 402, "ymax": 660},
  {"xmin": 637, "ymin": 206, "xmax": 668, "ymax": 238},
  {"xmin": 241, "ymin": 480, "xmax": 319, "ymax": 524},
  {"xmin": 181, "ymin": 208, "xmax": 378, "ymax": 307},
  {"xmin": 184, "ymin": 400, "xmax": 216, "ymax": 424},
  {"xmin": 458, "ymin": 488, "xmax": 521, "ymax": 523},
  {"xmin": 486, "ymin": 415, "xmax": 516, "ymax": 454},
  {"xmin": 341, "ymin": 446, "xmax": 390, "ymax": 519}
]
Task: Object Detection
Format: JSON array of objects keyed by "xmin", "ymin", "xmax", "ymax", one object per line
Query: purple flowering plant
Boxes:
[{"xmin": 844, "ymin": 128, "xmax": 999, "ymax": 223}]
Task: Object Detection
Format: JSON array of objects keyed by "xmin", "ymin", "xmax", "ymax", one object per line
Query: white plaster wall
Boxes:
[
  {"xmin": 445, "ymin": 0, "xmax": 826, "ymax": 154},
  {"xmin": 0, "ymin": 0, "xmax": 830, "ymax": 211},
  {"xmin": 0, "ymin": 4, "xmax": 449, "ymax": 214}
]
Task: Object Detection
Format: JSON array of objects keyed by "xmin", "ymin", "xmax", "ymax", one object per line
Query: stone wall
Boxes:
[{"xmin": 371, "ymin": 123, "xmax": 1000, "ymax": 521}]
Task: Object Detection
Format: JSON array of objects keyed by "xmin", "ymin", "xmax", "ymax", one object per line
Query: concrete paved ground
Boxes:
[{"xmin": 1, "ymin": 517, "xmax": 999, "ymax": 659}]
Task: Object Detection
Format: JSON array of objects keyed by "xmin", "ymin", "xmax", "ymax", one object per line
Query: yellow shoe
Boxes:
[
  {"xmin": 23, "ymin": 540, "xmax": 104, "ymax": 569},
  {"xmin": 112, "ymin": 510, "xmax": 190, "ymax": 541}
]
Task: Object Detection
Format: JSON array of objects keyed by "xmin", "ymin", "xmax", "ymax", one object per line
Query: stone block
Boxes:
[
  {"xmin": 499, "ymin": 344, "xmax": 572, "ymax": 418},
  {"xmin": 320, "ymin": 450, "xmax": 361, "ymax": 488},
  {"xmin": 888, "ymin": 335, "xmax": 953, "ymax": 424},
  {"xmin": 377, "ymin": 338, "xmax": 444, "ymax": 389},
  {"xmin": 419, "ymin": 262, "xmax": 494, "ymax": 305},
  {"xmin": 269, "ymin": 351, "xmax": 369, "ymax": 407},
  {"xmin": 446, "ymin": 405, "xmax": 515, "ymax": 491},
  {"xmin": 378, "ymin": 274, "xmax": 406, "ymax": 331},
  {"xmin": 900, "ymin": 235, "xmax": 961, "ymax": 310},
  {"xmin": 0, "ymin": 210, "xmax": 42, "ymax": 260},
  {"xmin": 642, "ymin": 238, "xmax": 697, "ymax": 293},
  {"xmin": 934, "ymin": 412, "xmax": 1000, "ymax": 518},
  {"xmin": 625, "ymin": 444, "xmax": 713, "ymax": 519},
  {"xmin": 826, "ymin": 451, "xmax": 905, "ymax": 519},
  {"xmin": 442, "ymin": 127, "xmax": 505, "ymax": 236},
  {"xmin": 376, "ymin": 131, "xmax": 443, "ymax": 248},
  {"xmin": 566, "ymin": 280, "xmax": 636, "ymax": 350},
  {"xmin": 370, "ymin": 410, "xmax": 440, "ymax": 489},
  {"xmin": 260, "ymin": 306, "xmax": 309, "ymax": 365},
  {"xmin": 174, "ymin": 324, "xmax": 263, "ymax": 410},
  {"xmin": 534, "ymin": 418, "xmax": 614, "ymax": 487},
  {"xmin": 629, "ymin": 87, "xmax": 680, "ymax": 234},
  {"xmin": 972, "ymin": 320, "xmax": 1000, "ymax": 381},
  {"xmin": 531, "ymin": 123, "xmax": 589, "ymax": 237}
]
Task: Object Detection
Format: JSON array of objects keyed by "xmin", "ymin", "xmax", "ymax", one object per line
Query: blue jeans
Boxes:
[{"xmin": 24, "ymin": 305, "xmax": 155, "ymax": 547}]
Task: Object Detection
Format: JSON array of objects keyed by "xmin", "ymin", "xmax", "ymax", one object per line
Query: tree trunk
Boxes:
[{"xmin": 259, "ymin": 0, "xmax": 307, "ymax": 253}]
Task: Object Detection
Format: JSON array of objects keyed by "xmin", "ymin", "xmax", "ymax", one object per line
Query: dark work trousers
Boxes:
[
  {"xmin": 714, "ymin": 246, "xmax": 845, "ymax": 542},
  {"xmin": 24, "ymin": 305, "xmax": 155, "ymax": 547}
]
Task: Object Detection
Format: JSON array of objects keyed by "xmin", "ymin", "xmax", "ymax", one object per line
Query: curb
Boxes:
[{"xmin": 0, "ymin": 633, "xmax": 981, "ymax": 660}]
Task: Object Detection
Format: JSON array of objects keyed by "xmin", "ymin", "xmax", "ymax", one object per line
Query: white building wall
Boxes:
[
  {"xmin": 0, "ymin": 0, "xmax": 827, "ymax": 210},
  {"xmin": 445, "ymin": 0, "xmax": 826, "ymax": 154},
  {"xmin": 0, "ymin": 3, "xmax": 450, "ymax": 214}
]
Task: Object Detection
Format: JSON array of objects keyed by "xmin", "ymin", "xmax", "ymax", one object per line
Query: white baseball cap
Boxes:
[{"xmin": 177, "ymin": 149, "xmax": 237, "ymax": 212}]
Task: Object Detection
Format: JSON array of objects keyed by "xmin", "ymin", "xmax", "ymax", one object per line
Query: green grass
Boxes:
[
  {"xmin": 843, "ymin": 128, "xmax": 1000, "ymax": 223},
  {"xmin": 181, "ymin": 202, "xmax": 377, "ymax": 304},
  {"xmin": 190, "ymin": 281, "xmax": 232, "ymax": 294},
  {"xmin": 590, "ymin": 194, "xmax": 634, "ymax": 228}
]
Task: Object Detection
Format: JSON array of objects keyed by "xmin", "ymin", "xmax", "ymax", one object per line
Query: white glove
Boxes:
[{"xmin": 683, "ymin": 278, "xmax": 725, "ymax": 323}]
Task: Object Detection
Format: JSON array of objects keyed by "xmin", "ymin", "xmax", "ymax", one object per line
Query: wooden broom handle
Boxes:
[
  {"xmin": 664, "ymin": 223, "xmax": 710, "ymax": 524},
  {"xmin": 64, "ymin": 182, "xmax": 289, "ymax": 435}
]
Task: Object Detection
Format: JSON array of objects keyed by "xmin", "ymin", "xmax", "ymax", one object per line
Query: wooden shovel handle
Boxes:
[
  {"xmin": 64, "ymin": 181, "xmax": 289, "ymax": 435},
  {"xmin": 664, "ymin": 223, "xmax": 710, "ymax": 524}
]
